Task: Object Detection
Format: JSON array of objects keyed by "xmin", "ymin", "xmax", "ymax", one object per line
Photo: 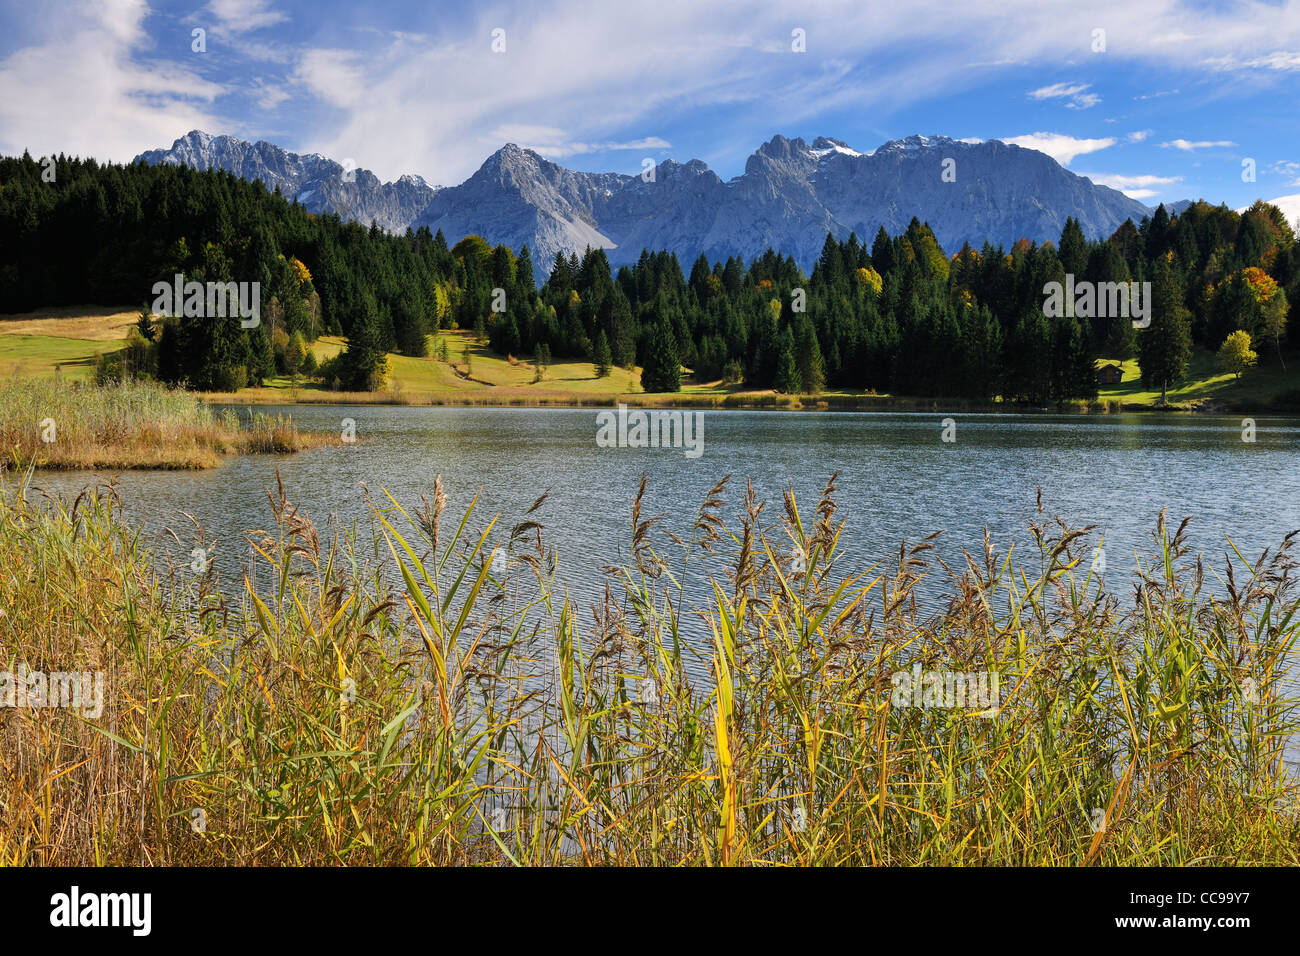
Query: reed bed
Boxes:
[
  {"xmin": 0, "ymin": 377, "xmax": 325, "ymax": 468},
  {"xmin": 1, "ymin": 469, "xmax": 1297, "ymax": 866}
]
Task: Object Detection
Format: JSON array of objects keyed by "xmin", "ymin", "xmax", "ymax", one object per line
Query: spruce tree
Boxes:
[
  {"xmin": 773, "ymin": 327, "xmax": 802, "ymax": 394},
  {"xmin": 1058, "ymin": 216, "xmax": 1088, "ymax": 278},
  {"xmin": 1137, "ymin": 257, "xmax": 1192, "ymax": 403},
  {"xmin": 640, "ymin": 320, "xmax": 680, "ymax": 392},
  {"xmin": 593, "ymin": 330, "xmax": 612, "ymax": 377},
  {"xmin": 795, "ymin": 318, "xmax": 825, "ymax": 393}
]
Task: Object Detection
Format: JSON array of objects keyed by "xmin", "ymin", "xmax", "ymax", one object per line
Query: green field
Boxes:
[
  {"xmin": 3, "ymin": 306, "xmax": 1298, "ymax": 411},
  {"xmin": 1095, "ymin": 351, "xmax": 1299, "ymax": 411}
]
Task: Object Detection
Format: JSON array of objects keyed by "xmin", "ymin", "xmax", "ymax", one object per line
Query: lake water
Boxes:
[{"xmin": 27, "ymin": 406, "xmax": 1300, "ymax": 764}]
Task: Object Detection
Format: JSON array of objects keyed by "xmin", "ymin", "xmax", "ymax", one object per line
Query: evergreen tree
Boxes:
[
  {"xmin": 640, "ymin": 320, "xmax": 680, "ymax": 392},
  {"xmin": 773, "ymin": 327, "xmax": 801, "ymax": 394},
  {"xmin": 1137, "ymin": 258, "xmax": 1193, "ymax": 403},
  {"xmin": 340, "ymin": 294, "xmax": 387, "ymax": 390},
  {"xmin": 795, "ymin": 318, "xmax": 825, "ymax": 393},
  {"xmin": 1058, "ymin": 216, "xmax": 1088, "ymax": 278},
  {"xmin": 136, "ymin": 303, "xmax": 155, "ymax": 342},
  {"xmin": 593, "ymin": 330, "xmax": 612, "ymax": 377}
]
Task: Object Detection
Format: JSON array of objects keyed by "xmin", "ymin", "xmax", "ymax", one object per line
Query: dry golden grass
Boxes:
[
  {"xmin": 0, "ymin": 377, "xmax": 332, "ymax": 470},
  {"xmin": 0, "ymin": 305, "xmax": 140, "ymax": 341}
]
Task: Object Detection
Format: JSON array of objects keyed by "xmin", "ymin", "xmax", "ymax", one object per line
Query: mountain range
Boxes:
[
  {"xmin": 135, "ymin": 130, "xmax": 438, "ymax": 233},
  {"xmin": 137, "ymin": 130, "xmax": 1173, "ymax": 270}
]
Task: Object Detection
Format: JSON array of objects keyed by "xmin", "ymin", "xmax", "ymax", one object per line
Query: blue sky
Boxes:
[{"xmin": 1, "ymin": 0, "xmax": 1298, "ymax": 218}]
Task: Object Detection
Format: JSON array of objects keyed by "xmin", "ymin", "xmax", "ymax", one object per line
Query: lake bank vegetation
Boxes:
[
  {"xmin": 2, "ymin": 472, "xmax": 1297, "ymax": 865},
  {"xmin": 0, "ymin": 377, "xmax": 325, "ymax": 469}
]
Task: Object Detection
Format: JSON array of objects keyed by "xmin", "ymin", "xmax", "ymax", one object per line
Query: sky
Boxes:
[{"xmin": 1, "ymin": 0, "xmax": 1298, "ymax": 217}]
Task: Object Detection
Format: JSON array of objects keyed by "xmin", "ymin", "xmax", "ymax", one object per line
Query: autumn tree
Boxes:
[{"xmin": 1217, "ymin": 329, "xmax": 1257, "ymax": 382}]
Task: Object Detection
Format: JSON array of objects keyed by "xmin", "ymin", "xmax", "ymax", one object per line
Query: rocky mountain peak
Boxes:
[{"xmin": 137, "ymin": 129, "xmax": 1159, "ymax": 273}]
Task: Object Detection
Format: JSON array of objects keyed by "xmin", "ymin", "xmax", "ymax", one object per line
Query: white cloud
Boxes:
[
  {"xmin": 250, "ymin": 77, "xmax": 291, "ymax": 110},
  {"xmin": 1027, "ymin": 81, "xmax": 1099, "ymax": 109},
  {"xmin": 1127, "ymin": 129, "xmax": 1152, "ymax": 142},
  {"xmin": 292, "ymin": 49, "xmax": 367, "ymax": 109},
  {"xmin": 1265, "ymin": 160, "xmax": 1300, "ymax": 185},
  {"xmin": 206, "ymin": 0, "xmax": 287, "ymax": 34},
  {"xmin": 1001, "ymin": 132, "xmax": 1117, "ymax": 165},
  {"xmin": 0, "ymin": 0, "xmax": 223, "ymax": 162},
  {"xmin": 1203, "ymin": 51, "xmax": 1300, "ymax": 71},
  {"xmin": 277, "ymin": 0, "xmax": 1300, "ymax": 183},
  {"xmin": 5, "ymin": 0, "xmax": 1300, "ymax": 186},
  {"xmin": 1076, "ymin": 171, "xmax": 1182, "ymax": 200},
  {"xmin": 1161, "ymin": 139, "xmax": 1237, "ymax": 151},
  {"xmin": 1028, "ymin": 81, "xmax": 1085, "ymax": 99},
  {"xmin": 487, "ymin": 126, "xmax": 671, "ymax": 158},
  {"xmin": 1240, "ymin": 194, "xmax": 1300, "ymax": 227}
]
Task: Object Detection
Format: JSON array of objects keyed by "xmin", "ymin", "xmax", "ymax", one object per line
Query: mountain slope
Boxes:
[
  {"xmin": 135, "ymin": 131, "xmax": 439, "ymax": 233},
  {"xmin": 138, "ymin": 130, "xmax": 1155, "ymax": 268}
]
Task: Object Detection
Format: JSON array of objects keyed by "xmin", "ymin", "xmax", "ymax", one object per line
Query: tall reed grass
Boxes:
[
  {"xmin": 1, "ymin": 469, "xmax": 1297, "ymax": 865},
  {"xmin": 0, "ymin": 377, "xmax": 323, "ymax": 469}
]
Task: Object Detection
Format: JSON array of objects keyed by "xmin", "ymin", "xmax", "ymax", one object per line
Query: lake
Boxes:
[{"xmin": 27, "ymin": 405, "xmax": 1300, "ymax": 764}]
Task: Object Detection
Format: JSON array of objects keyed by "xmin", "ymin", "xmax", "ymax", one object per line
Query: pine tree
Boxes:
[
  {"xmin": 1058, "ymin": 216, "xmax": 1088, "ymax": 278},
  {"xmin": 1103, "ymin": 311, "xmax": 1136, "ymax": 360},
  {"xmin": 795, "ymin": 318, "xmax": 825, "ymax": 393},
  {"xmin": 593, "ymin": 330, "xmax": 612, "ymax": 377},
  {"xmin": 1137, "ymin": 257, "xmax": 1192, "ymax": 403},
  {"xmin": 640, "ymin": 321, "xmax": 680, "ymax": 392},
  {"xmin": 136, "ymin": 302, "xmax": 155, "ymax": 341},
  {"xmin": 341, "ymin": 294, "xmax": 386, "ymax": 390},
  {"xmin": 773, "ymin": 327, "xmax": 802, "ymax": 394}
]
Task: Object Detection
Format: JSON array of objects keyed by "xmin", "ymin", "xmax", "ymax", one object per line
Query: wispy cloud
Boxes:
[
  {"xmin": 488, "ymin": 126, "xmax": 671, "ymax": 158},
  {"xmin": 292, "ymin": 49, "xmax": 367, "ymax": 110},
  {"xmin": 0, "ymin": 0, "xmax": 222, "ymax": 161},
  {"xmin": 277, "ymin": 0, "xmax": 1300, "ymax": 182},
  {"xmin": 1028, "ymin": 82, "xmax": 1099, "ymax": 109},
  {"xmin": 1076, "ymin": 171, "xmax": 1181, "ymax": 200},
  {"xmin": 1266, "ymin": 160, "xmax": 1300, "ymax": 185},
  {"xmin": 1202, "ymin": 51, "xmax": 1300, "ymax": 71},
  {"xmin": 1127, "ymin": 129, "xmax": 1152, "ymax": 142},
  {"xmin": 206, "ymin": 0, "xmax": 288, "ymax": 35},
  {"xmin": 1002, "ymin": 132, "xmax": 1117, "ymax": 165},
  {"xmin": 4, "ymin": 0, "xmax": 1300, "ymax": 189},
  {"xmin": 1161, "ymin": 139, "xmax": 1237, "ymax": 151}
]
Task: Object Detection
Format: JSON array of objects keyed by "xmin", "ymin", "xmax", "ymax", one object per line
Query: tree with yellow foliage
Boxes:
[{"xmin": 1217, "ymin": 329, "xmax": 1257, "ymax": 382}]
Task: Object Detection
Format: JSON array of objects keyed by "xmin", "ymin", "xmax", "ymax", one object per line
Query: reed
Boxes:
[
  {"xmin": 1, "ymin": 469, "xmax": 1297, "ymax": 865},
  {"xmin": 0, "ymin": 377, "xmax": 326, "ymax": 469}
]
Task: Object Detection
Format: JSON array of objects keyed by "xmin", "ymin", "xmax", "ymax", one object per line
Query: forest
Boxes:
[{"xmin": 1, "ymin": 151, "xmax": 1295, "ymax": 400}]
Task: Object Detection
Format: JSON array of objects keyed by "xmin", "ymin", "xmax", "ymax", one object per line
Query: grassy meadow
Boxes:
[
  {"xmin": 1, "ymin": 469, "xmax": 1297, "ymax": 866},
  {"xmin": 5, "ymin": 305, "xmax": 1298, "ymax": 411}
]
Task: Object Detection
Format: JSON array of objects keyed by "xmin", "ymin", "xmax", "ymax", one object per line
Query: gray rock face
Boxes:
[
  {"xmin": 134, "ymin": 130, "xmax": 439, "ymax": 233},
  {"xmin": 414, "ymin": 133, "xmax": 1153, "ymax": 268},
  {"xmin": 138, "ymin": 130, "xmax": 1156, "ymax": 269}
]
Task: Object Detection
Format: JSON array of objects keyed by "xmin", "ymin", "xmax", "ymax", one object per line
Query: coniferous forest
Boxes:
[{"xmin": 1, "ymin": 151, "xmax": 1295, "ymax": 400}]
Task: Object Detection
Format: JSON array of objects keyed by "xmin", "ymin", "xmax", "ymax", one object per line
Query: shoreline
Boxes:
[{"xmin": 200, "ymin": 389, "xmax": 1280, "ymax": 415}]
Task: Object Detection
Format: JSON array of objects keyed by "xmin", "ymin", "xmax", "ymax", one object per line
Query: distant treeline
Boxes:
[{"xmin": 1, "ymin": 151, "xmax": 1295, "ymax": 398}]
